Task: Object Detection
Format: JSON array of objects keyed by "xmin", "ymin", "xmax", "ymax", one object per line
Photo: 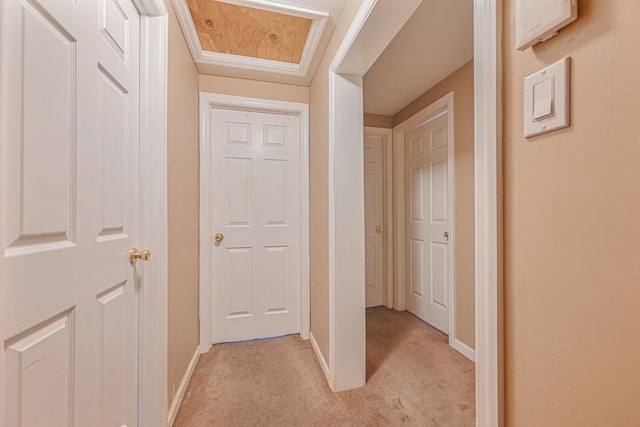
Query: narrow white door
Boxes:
[
  {"xmin": 211, "ymin": 108, "xmax": 302, "ymax": 344},
  {"xmin": 364, "ymin": 131, "xmax": 385, "ymax": 307},
  {"xmin": 0, "ymin": 0, "xmax": 141, "ymax": 425},
  {"xmin": 404, "ymin": 111, "xmax": 450, "ymax": 334}
]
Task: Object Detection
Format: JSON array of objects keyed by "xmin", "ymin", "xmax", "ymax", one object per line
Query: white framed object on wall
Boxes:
[{"xmin": 516, "ymin": 0, "xmax": 577, "ymax": 50}]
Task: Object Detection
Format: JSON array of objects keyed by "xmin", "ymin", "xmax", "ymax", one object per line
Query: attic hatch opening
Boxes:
[{"xmin": 187, "ymin": 0, "xmax": 313, "ymax": 64}]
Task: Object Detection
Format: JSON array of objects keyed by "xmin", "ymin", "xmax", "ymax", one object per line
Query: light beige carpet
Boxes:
[{"xmin": 174, "ymin": 307, "xmax": 475, "ymax": 426}]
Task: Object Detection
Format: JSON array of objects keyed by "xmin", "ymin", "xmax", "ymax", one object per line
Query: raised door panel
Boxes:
[
  {"xmin": 430, "ymin": 126, "xmax": 447, "ymax": 151},
  {"xmin": 363, "ymin": 160, "xmax": 376, "ymax": 222},
  {"xmin": 409, "ymin": 135, "xmax": 424, "ymax": 158},
  {"xmin": 226, "ymin": 248, "xmax": 253, "ymax": 318},
  {"xmin": 428, "ymin": 118, "xmax": 448, "ymax": 227},
  {"xmin": 5, "ymin": 2, "xmax": 77, "ymax": 255},
  {"xmin": 227, "ymin": 122, "xmax": 251, "ymax": 146},
  {"xmin": 263, "ymin": 123, "xmax": 289, "ymax": 161},
  {"xmin": 264, "ymin": 246, "xmax": 288, "ymax": 314},
  {"xmin": 5, "ymin": 311, "xmax": 74, "ymax": 427},
  {"xmin": 97, "ymin": 283, "xmax": 129, "ymax": 426},
  {"xmin": 410, "ymin": 239, "xmax": 425, "ymax": 299},
  {"xmin": 430, "ymin": 160, "xmax": 448, "ymax": 223},
  {"xmin": 264, "ymin": 125, "xmax": 287, "ymax": 147},
  {"xmin": 410, "ymin": 167, "xmax": 424, "ymax": 223},
  {"xmin": 97, "ymin": 67, "xmax": 128, "ymax": 241},
  {"xmin": 226, "ymin": 158, "xmax": 252, "ymax": 227},
  {"xmin": 431, "ymin": 242, "xmax": 448, "ymax": 308},
  {"xmin": 263, "ymin": 160, "xmax": 287, "ymax": 227},
  {"xmin": 364, "ymin": 174, "xmax": 376, "ymax": 221},
  {"xmin": 100, "ymin": 0, "xmax": 130, "ymax": 62}
]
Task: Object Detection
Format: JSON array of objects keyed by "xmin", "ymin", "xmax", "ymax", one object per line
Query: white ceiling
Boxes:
[{"xmin": 363, "ymin": 0, "xmax": 473, "ymax": 116}]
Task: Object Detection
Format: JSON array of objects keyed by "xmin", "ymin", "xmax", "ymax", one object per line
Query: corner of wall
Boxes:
[{"xmin": 167, "ymin": 1, "xmax": 201, "ymax": 408}]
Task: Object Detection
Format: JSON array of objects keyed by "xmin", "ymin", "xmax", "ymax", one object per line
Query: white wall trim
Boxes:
[
  {"xmin": 454, "ymin": 339, "xmax": 476, "ymax": 363},
  {"xmin": 309, "ymin": 332, "xmax": 331, "ymax": 384},
  {"xmin": 170, "ymin": 0, "xmax": 328, "ymax": 82},
  {"xmin": 363, "ymin": 126, "xmax": 394, "ymax": 309},
  {"xmin": 327, "ymin": 72, "xmax": 337, "ymax": 390},
  {"xmin": 392, "ymin": 123, "xmax": 406, "ymax": 311},
  {"xmin": 475, "ymin": 0, "xmax": 504, "ymax": 425},
  {"xmin": 134, "ymin": 0, "xmax": 167, "ymax": 15},
  {"xmin": 198, "ymin": 93, "xmax": 311, "ymax": 354},
  {"xmin": 136, "ymin": 2, "xmax": 169, "ymax": 426},
  {"xmin": 329, "ymin": 0, "xmax": 376, "ymax": 71},
  {"xmin": 167, "ymin": 347, "xmax": 200, "ymax": 426},
  {"xmin": 327, "ymin": 72, "xmax": 367, "ymax": 392}
]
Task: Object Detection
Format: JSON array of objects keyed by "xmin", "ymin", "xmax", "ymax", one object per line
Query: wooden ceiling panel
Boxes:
[{"xmin": 187, "ymin": 0, "xmax": 312, "ymax": 64}]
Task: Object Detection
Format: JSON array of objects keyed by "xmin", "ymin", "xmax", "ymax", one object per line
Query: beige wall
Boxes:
[
  {"xmin": 503, "ymin": 1, "xmax": 640, "ymax": 425},
  {"xmin": 308, "ymin": 0, "xmax": 366, "ymax": 363},
  {"xmin": 364, "ymin": 113, "xmax": 394, "ymax": 128},
  {"xmin": 393, "ymin": 60, "xmax": 475, "ymax": 348},
  {"xmin": 167, "ymin": 4, "xmax": 200, "ymax": 405},
  {"xmin": 199, "ymin": 74, "xmax": 308, "ymax": 103}
]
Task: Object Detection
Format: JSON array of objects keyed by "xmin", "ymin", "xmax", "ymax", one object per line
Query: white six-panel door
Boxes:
[
  {"xmin": 0, "ymin": 0, "xmax": 141, "ymax": 425},
  {"xmin": 210, "ymin": 108, "xmax": 302, "ymax": 344},
  {"xmin": 404, "ymin": 111, "xmax": 450, "ymax": 334},
  {"xmin": 364, "ymin": 132, "xmax": 385, "ymax": 307}
]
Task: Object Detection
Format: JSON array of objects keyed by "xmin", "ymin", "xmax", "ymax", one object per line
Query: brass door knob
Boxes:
[
  {"xmin": 129, "ymin": 248, "xmax": 151, "ymax": 264},
  {"xmin": 444, "ymin": 231, "xmax": 449, "ymax": 241},
  {"xmin": 215, "ymin": 233, "xmax": 224, "ymax": 244},
  {"xmin": 376, "ymin": 226, "xmax": 384, "ymax": 234}
]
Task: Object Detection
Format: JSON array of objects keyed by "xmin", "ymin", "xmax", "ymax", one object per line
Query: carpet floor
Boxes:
[{"xmin": 174, "ymin": 307, "xmax": 475, "ymax": 426}]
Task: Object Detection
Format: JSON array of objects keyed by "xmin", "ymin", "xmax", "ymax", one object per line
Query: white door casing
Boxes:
[
  {"xmin": 404, "ymin": 110, "xmax": 451, "ymax": 334},
  {"xmin": 210, "ymin": 108, "xmax": 302, "ymax": 344},
  {"xmin": 364, "ymin": 131, "xmax": 385, "ymax": 307},
  {"xmin": 137, "ymin": 2, "xmax": 169, "ymax": 425},
  {"xmin": 474, "ymin": 0, "xmax": 504, "ymax": 423},
  {"xmin": 0, "ymin": 0, "xmax": 144, "ymax": 425},
  {"xmin": 199, "ymin": 93, "xmax": 310, "ymax": 352}
]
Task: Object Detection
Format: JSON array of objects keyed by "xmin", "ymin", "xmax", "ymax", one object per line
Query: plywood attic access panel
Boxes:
[{"xmin": 187, "ymin": 0, "xmax": 312, "ymax": 64}]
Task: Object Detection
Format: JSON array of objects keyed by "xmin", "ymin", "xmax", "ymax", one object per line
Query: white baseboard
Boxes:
[
  {"xmin": 309, "ymin": 331, "xmax": 331, "ymax": 384},
  {"xmin": 453, "ymin": 338, "xmax": 476, "ymax": 363},
  {"xmin": 168, "ymin": 347, "xmax": 200, "ymax": 426}
]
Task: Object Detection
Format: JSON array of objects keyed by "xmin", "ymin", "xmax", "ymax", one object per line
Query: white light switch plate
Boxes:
[{"xmin": 524, "ymin": 57, "xmax": 571, "ymax": 138}]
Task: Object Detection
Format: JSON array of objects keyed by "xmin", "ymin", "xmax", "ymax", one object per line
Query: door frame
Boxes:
[
  {"xmin": 363, "ymin": 126, "xmax": 394, "ymax": 309},
  {"xmin": 473, "ymin": 1, "xmax": 503, "ymax": 424},
  {"xmin": 327, "ymin": 0, "xmax": 503, "ymax": 425},
  {"xmin": 134, "ymin": 0, "xmax": 170, "ymax": 425},
  {"xmin": 198, "ymin": 92, "xmax": 311, "ymax": 353},
  {"xmin": 392, "ymin": 93, "xmax": 461, "ymax": 354}
]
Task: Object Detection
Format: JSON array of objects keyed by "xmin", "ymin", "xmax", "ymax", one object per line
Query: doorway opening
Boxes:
[
  {"xmin": 327, "ymin": 0, "xmax": 502, "ymax": 425},
  {"xmin": 363, "ymin": 126, "xmax": 394, "ymax": 309}
]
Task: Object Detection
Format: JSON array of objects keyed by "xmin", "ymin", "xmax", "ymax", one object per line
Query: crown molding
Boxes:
[{"xmin": 171, "ymin": 0, "xmax": 331, "ymax": 85}]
